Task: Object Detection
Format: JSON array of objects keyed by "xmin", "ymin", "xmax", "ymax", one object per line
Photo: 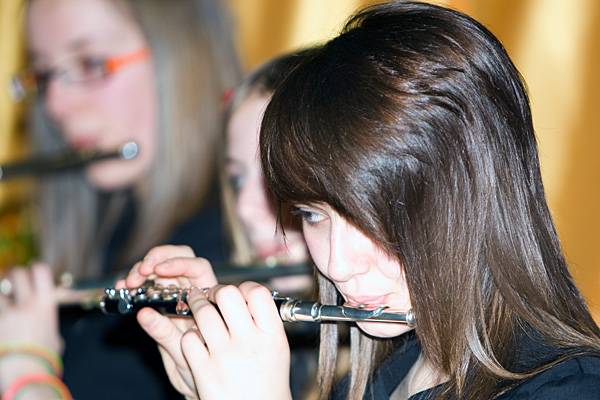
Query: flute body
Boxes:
[
  {"xmin": 98, "ymin": 284, "xmax": 416, "ymax": 327},
  {"xmin": 0, "ymin": 141, "xmax": 138, "ymax": 181}
]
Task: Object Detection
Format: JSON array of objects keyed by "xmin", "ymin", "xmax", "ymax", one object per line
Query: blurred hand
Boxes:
[
  {"xmin": 0, "ymin": 263, "xmax": 62, "ymax": 391},
  {"xmin": 0, "ymin": 263, "xmax": 61, "ymax": 351}
]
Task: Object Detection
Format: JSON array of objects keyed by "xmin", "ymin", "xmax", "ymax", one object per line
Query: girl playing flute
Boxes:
[{"xmin": 124, "ymin": 1, "xmax": 600, "ymax": 399}]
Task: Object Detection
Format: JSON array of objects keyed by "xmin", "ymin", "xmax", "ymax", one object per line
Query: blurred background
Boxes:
[{"xmin": 0, "ymin": 0, "xmax": 598, "ymax": 321}]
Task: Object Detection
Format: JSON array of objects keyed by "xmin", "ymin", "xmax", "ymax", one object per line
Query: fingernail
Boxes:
[{"xmin": 142, "ymin": 255, "xmax": 154, "ymax": 266}]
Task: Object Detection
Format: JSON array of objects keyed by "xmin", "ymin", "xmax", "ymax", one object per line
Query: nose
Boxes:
[
  {"xmin": 44, "ymin": 77, "xmax": 86, "ymax": 121},
  {"xmin": 326, "ymin": 219, "xmax": 367, "ymax": 282}
]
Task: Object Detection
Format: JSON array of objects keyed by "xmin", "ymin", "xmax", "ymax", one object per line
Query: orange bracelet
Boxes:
[
  {"xmin": 0, "ymin": 345, "xmax": 63, "ymax": 377},
  {"xmin": 2, "ymin": 373, "xmax": 72, "ymax": 400}
]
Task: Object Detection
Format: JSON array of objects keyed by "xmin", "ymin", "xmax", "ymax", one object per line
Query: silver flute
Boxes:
[
  {"xmin": 98, "ymin": 283, "xmax": 416, "ymax": 327},
  {"xmin": 0, "ymin": 141, "xmax": 138, "ymax": 181}
]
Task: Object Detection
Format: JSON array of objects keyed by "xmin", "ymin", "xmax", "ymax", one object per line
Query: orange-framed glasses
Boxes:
[{"xmin": 9, "ymin": 48, "xmax": 151, "ymax": 101}]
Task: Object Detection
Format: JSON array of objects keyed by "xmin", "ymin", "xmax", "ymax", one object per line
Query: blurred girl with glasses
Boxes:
[{"xmin": 0, "ymin": 0, "xmax": 239, "ymax": 399}]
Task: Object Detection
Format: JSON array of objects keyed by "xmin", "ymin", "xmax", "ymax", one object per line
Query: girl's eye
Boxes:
[
  {"xmin": 73, "ymin": 56, "xmax": 107, "ymax": 81},
  {"xmin": 227, "ymin": 173, "xmax": 244, "ymax": 195},
  {"xmin": 291, "ymin": 207, "xmax": 325, "ymax": 225}
]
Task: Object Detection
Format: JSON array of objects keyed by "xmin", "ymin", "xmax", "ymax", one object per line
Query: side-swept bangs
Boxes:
[
  {"xmin": 260, "ymin": 29, "xmax": 473, "ymax": 255},
  {"xmin": 259, "ymin": 44, "xmax": 420, "ymax": 250}
]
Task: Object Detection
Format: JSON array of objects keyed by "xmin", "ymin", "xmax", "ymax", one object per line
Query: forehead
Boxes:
[
  {"xmin": 27, "ymin": 0, "xmax": 143, "ymax": 59},
  {"xmin": 226, "ymin": 94, "xmax": 270, "ymax": 159}
]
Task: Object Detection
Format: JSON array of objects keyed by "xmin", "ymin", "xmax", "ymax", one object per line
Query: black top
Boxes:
[
  {"xmin": 333, "ymin": 331, "xmax": 600, "ymax": 400},
  {"xmin": 60, "ymin": 190, "xmax": 229, "ymax": 400}
]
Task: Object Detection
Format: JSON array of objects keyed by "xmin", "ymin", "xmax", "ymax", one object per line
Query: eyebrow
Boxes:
[
  {"xmin": 30, "ymin": 36, "xmax": 104, "ymax": 64},
  {"xmin": 67, "ymin": 37, "xmax": 96, "ymax": 51}
]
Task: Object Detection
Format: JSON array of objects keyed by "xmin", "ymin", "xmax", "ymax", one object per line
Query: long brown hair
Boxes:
[
  {"xmin": 260, "ymin": 2, "xmax": 600, "ymax": 399},
  {"xmin": 27, "ymin": 0, "xmax": 240, "ymax": 280}
]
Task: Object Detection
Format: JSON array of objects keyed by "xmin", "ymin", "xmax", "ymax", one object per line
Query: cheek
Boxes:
[
  {"xmin": 303, "ymin": 231, "xmax": 329, "ymax": 276},
  {"xmin": 379, "ymin": 258, "xmax": 403, "ymax": 280},
  {"xmin": 282, "ymin": 231, "xmax": 308, "ymax": 262},
  {"xmin": 369, "ymin": 241, "xmax": 403, "ymax": 280},
  {"xmin": 111, "ymin": 67, "xmax": 156, "ymax": 151},
  {"xmin": 237, "ymin": 176, "xmax": 277, "ymax": 231},
  {"xmin": 86, "ymin": 68, "xmax": 156, "ymax": 188}
]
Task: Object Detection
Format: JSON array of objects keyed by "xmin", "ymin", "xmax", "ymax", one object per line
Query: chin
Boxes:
[
  {"xmin": 356, "ymin": 321, "xmax": 414, "ymax": 338},
  {"xmin": 86, "ymin": 161, "xmax": 146, "ymax": 191}
]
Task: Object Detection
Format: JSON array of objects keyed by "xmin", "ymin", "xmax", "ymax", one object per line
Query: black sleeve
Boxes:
[{"xmin": 529, "ymin": 373, "xmax": 600, "ymax": 399}]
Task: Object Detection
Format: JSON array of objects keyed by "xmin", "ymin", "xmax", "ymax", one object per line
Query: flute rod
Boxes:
[
  {"xmin": 0, "ymin": 141, "xmax": 138, "ymax": 181},
  {"xmin": 70, "ymin": 263, "xmax": 311, "ymax": 290},
  {"xmin": 56, "ymin": 263, "xmax": 312, "ymax": 308}
]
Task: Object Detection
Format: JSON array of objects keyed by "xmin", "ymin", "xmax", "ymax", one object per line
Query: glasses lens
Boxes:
[
  {"xmin": 8, "ymin": 52, "xmax": 138, "ymax": 101},
  {"xmin": 68, "ymin": 57, "xmax": 107, "ymax": 84}
]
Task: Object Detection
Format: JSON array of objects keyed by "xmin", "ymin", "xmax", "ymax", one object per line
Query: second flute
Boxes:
[{"xmin": 0, "ymin": 141, "xmax": 139, "ymax": 181}]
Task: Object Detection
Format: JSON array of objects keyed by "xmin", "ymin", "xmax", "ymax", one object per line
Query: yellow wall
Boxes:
[
  {"xmin": 0, "ymin": 1, "xmax": 23, "ymax": 158},
  {"xmin": 226, "ymin": 0, "xmax": 380, "ymax": 69},
  {"xmin": 0, "ymin": 0, "xmax": 28, "ymax": 203},
  {"xmin": 463, "ymin": 0, "xmax": 600, "ymax": 323}
]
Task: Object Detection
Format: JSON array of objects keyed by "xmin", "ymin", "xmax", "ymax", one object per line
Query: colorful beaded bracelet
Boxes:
[
  {"xmin": 0, "ymin": 344, "xmax": 63, "ymax": 377},
  {"xmin": 3, "ymin": 373, "xmax": 72, "ymax": 400}
]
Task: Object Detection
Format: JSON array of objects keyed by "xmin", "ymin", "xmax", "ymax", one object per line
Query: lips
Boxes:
[
  {"xmin": 342, "ymin": 294, "xmax": 389, "ymax": 308},
  {"xmin": 67, "ymin": 135, "xmax": 98, "ymax": 150}
]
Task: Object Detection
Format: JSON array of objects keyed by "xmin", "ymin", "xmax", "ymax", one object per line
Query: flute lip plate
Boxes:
[
  {"xmin": 340, "ymin": 305, "xmax": 388, "ymax": 320},
  {"xmin": 343, "ymin": 302, "xmax": 390, "ymax": 311}
]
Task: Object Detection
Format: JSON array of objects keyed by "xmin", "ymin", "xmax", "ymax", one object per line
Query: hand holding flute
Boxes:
[{"xmin": 119, "ymin": 245, "xmax": 293, "ymax": 400}]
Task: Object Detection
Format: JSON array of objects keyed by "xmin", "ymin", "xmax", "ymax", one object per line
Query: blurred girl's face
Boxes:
[
  {"xmin": 293, "ymin": 203, "xmax": 413, "ymax": 338},
  {"xmin": 27, "ymin": 0, "xmax": 156, "ymax": 190},
  {"xmin": 226, "ymin": 94, "xmax": 308, "ymax": 266}
]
